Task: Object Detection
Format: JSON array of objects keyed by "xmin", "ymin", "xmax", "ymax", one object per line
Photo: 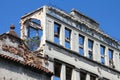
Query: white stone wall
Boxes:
[
  {"xmin": 0, "ymin": 58, "xmax": 50, "ymax": 80},
  {"xmin": 43, "ymin": 6, "xmax": 120, "ymax": 80},
  {"xmin": 20, "ymin": 5, "xmax": 120, "ymax": 80}
]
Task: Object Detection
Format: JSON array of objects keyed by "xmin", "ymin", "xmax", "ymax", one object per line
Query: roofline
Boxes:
[
  {"xmin": 21, "ymin": 6, "xmax": 44, "ymax": 19},
  {"xmin": 0, "ymin": 33, "xmax": 30, "ymax": 50},
  {"xmin": 49, "ymin": 6, "xmax": 120, "ymax": 47},
  {"xmin": 0, "ymin": 33, "xmax": 53, "ymax": 75},
  {"xmin": 20, "ymin": 5, "xmax": 120, "ymax": 49},
  {"xmin": 0, "ymin": 53, "xmax": 53, "ymax": 76},
  {"xmin": 71, "ymin": 9, "xmax": 99, "ymax": 25}
]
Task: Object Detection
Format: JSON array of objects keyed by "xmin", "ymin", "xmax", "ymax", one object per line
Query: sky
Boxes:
[{"xmin": 0, "ymin": 0, "xmax": 120, "ymax": 41}]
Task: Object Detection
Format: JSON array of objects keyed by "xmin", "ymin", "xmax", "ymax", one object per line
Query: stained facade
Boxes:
[
  {"xmin": 20, "ymin": 5, "xmax": 120, "ymax": 80},
  {"xmin": 1, "ymin": 5, "xmax": 120, "ymax": 80},
  {"xmin": 0, "ymin": 25, "xmax": 52, "ymax": 80}
]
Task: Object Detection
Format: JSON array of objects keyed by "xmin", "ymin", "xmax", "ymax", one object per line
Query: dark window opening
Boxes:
[
  {"xmin": 66, "ymin": 66, "xmax": 72, "ymax": 80},
  {"xmin": 90, "ymin": 75, "xmax": 96, "ymax": 80},
  {"xmin": 54, "ymin": 62, "xmax": 61, "ymax": 80},
  {"xmin": 80, "ymin": 72, "xmax": 86, "ymax": 80}
]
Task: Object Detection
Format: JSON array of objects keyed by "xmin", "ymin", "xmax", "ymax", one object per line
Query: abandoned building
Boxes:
[
  {"xmin": 0, "ymin": 25, "xmax": 53, "ymax": 80},
  {"xmin": 0, "ymin": 5, "xmax": 120, "ymax": 80}
]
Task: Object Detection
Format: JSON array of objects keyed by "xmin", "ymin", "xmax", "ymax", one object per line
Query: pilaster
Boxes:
[
  {"xmin": 84, "ymin": 36, "xmax": 88, "ymax": 57},
  {"xmin": 71, "ymin": 69, "xmax": 80, "ymax": 80},
  {"xmin": 60, "ymin": 64, "xmax": 66, "ymax": 80},
  {"xmin": 60, "ymin": 25, "xmax": 65, "ymax": 46},
  {"xmin": 86, "ymin": 73, "xmax": 90, "ymax": 80}
]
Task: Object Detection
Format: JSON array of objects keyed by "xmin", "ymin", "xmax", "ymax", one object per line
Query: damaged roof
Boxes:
[{"xmin": 0, "ymin": 26, "xmax": 53, "ymax": 76}]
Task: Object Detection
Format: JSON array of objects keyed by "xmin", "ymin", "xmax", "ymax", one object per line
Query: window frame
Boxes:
[
  {"xmin": 100, "ymin": 45, "xmax": 105, "ymax": 64},
  {"xmin": 65, "ymin": 27, "xmax": 71, "ymax": 49},
  {"xmin": 79, "ymin": 34, "xmax": 84, "ymax": 56},
  {"xmin": 108, "ymin": 49, "xmax": 114, "ymax": 67},
  {"xmin": 80, "ymin": 71, "xmax": 86, "ymax": 80},
  {"xmin": 88, "ymin": 39, "xmax": 93, "ymax": 50},
  {"xmin": 79, "ymin": 47, "xmax": 84, "ymax": 56},
  {"xmin": 88, "ymin": 51, "xmax": 93, "ymax": 59},
  {"xmin": 54, "ymin": 22, "xmax": 61, "ymax": 44},
  {"xmin": 79, "ymin": 34, "xmax": 84, "ymax": 46},
  {"xmin": 65, "ymin": 28, "xmax": 71, "ymax": 40},
  {"xmin": 88, "ymin": 39, "xmax": 94, "ymax": 59},
  {"xmin": 108, "ymin": 49, "xmax": 113, "ymax": 61}
]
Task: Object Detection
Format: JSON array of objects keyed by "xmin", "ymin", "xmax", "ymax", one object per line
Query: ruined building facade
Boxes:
[
  {"xmin": 1, "ymin": 5, "xmax": 120, "ymax": 80},
  {"xmin": 20, "ymin": 5, "xmax": 120, "ymax": 80},
  {"xmin": 0, "ymin": 25, "xmax": 52, "ymax": 80}
]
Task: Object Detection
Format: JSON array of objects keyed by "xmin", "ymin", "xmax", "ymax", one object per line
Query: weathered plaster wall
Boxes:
[{"xmin": 0, "ymin": 58, "xmax": 50, "ymax": 80}]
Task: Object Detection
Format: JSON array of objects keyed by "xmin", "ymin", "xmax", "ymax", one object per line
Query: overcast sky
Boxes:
[{"xmin": 0, "ymin": 0, "xmax": 120, "ymax": 41}]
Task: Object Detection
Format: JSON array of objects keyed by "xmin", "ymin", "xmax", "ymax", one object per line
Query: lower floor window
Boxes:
[
  {"xmin": 54, "ymin": 62, "xmax": 61, "ymax": 80},
  {"xmin": 80, "ymin": 72, "xmax": 86, "ymax": 80},
  {"xmin": 90, "ymin": 75, "xmax": 96, "ymax": 80},
  {"xmin": 54, "ymin": 76, "xmax": 60, "ymax": 80},
  {"xmin": 66, "ymin": 66, "xmax": 72, "ymax": 80}
]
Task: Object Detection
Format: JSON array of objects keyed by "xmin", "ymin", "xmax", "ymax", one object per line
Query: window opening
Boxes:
[
  {"xmin": 90, "ymin": 75, "xmax": 96, "ymax": 80},
  {"xmin": 79, "ymin": 35, "xmax": 84, "ymax": 45},
  {"xmin": 80, "ymin": 72, "xmax": 86, "ymax": 80},
  {"xmin": 88, "ymin": 39, "xmax": 93, "ymax": 59},
  {"xmin": 65, "ymin": 41, "xmax": 70, "ymax": 49},
  {"xmin": 66, "ymin": 66, "xmax": 72, "ymax": 80},
  {"xmin": 54, "ymin": 23, "xmax": 60, "ymax": 44},
  {"xmin": 54, "ymin": 62, "xmax": 61, "ymax": 80},
  {"xmin": 65, "ymin": 28, "xmax": 71, "ymax": 39},
  {"xmin": 88, "ymin": 51, "xmax": 93, "ymax": 59},
  {"xmin": 100, "ymin": 45, "xmax": 105, "ymax": 64},
  {"xmin": 79, "ymin": 34, "xmax": 84, "ymax": 56},
  {"xmin": 65, "ymin": 28, "xmax": 71, "ymax": 49},
  {"xmin": 79, "ymin": 47, "xmax": 84, "ymax": 56},
  {"xmin": 108, "ymin": 49, "xmax": 113, "ymax": 60},
  {"xmin": 27, "ymin": 26, "xmax": 43, "ymax": 51},
  {"xmin": 108, "ymin": 49, "xmax": 114, "ymax": 67}
]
